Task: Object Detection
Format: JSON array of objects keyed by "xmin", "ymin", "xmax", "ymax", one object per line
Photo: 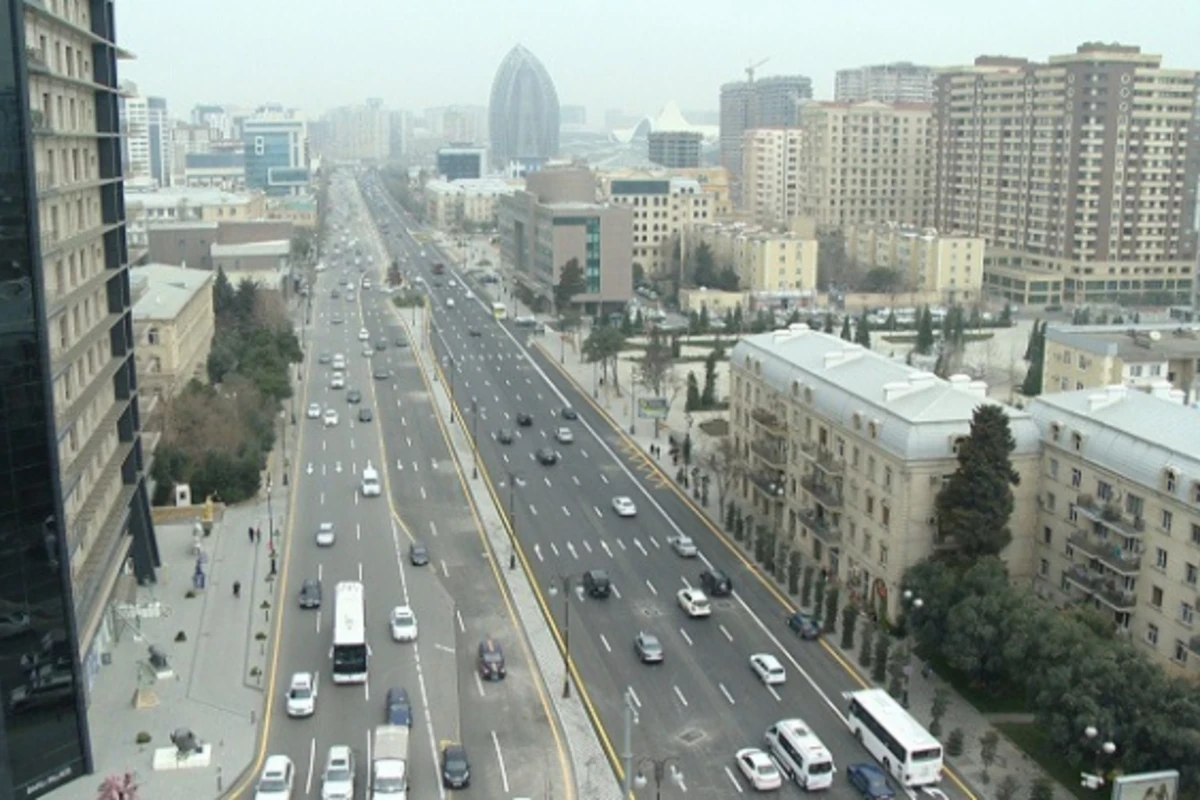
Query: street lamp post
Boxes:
[
  {"xmin": 265, "ymin": 480, "xmax": 274, "ymax": 551},
  {"xmin": 471, "ymin": 398, "xmax": 479, "ymax": 480},
  {"xmin": 632, "ymin": 756, "xmax": 684, "ymax": 800},
  {"xmin": 446, "ymin": 352, "xmax": 457, "ymax": 424},
  {"xmin": 629, "ymin": 379, "xmax": 638, "ymax": 436},
  {"xmin": 505, "ymin": 470, "xmax": 522, "ymax": 570},
  {"xmin": 592, "ymin": 359, "xmax": 598, "ymax": 399},
  {"xmin": 548, "ymin": 574, "xmax": 583, "ymax": 699},
  {"xmin": 901, "ymin": 589, "xmax": 924, "ymax": 708},
  {"xmin": 1082, "ymin": 726, "xmax": 1117, "ymax": 790}
]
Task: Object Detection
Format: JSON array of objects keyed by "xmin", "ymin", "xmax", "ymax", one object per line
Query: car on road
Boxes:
[
  {"xmin": 634, "ymin": 631, "xmax": 664, "ymax": 663},
  {"xmin": 361, "ymin": 346, "xmax": 373, "ymax": 358},
  {"xmin": 554, "ymin": 427, "xmax": 574, "ymax": 444},
  {"xmin": 441, "ymin": 743, "xmax": 470, "ymax": 789},
  {"xmin": 515, "ymin": 411, "xmax": 533, "ymax": 427},
  {"xmin": 478, "ymin": 638, "xmax": 506, "ymax": 680},
  {"xmin": 331, "ymin": 289, "xmax": 341, "ymax": 299},
  {"xmin": 735, "ymin": 748, "xmax": 783, "ymax": 791},
  {"xmin": 390, "ymin": 606, "xmax": 417, "ymax": 642},
  {"xmin": 668, "ymin": 533, "xmax": 698, "ymax": 557},
  {"xmin": 254, "ymin": 755, "xmax": 296, "ymax": 800},
  {"xmin": 846, "ymin": 763, "xmax": 895, "ymax": 800},
  {"xmin": 316, "ymin": 522, "xmax": 335, "ymax": 547},
  {"xmin": 306, "ymin": 403, "xmax": 322, "ymax": 419},
  {"xmin": 320, "ymin": 745, "xmax": 354, "ymax": 800},
  {"xmin": 496, "ymin": 427, "xmax": 514, "ymax": 444},
  {"xmin": 332, "ymin": 354, "xmax": 346, "ymax": 370},
  {"xmin": 385, "ymin": 686, "xmax": 412, "ymax": 726},
  {"xmin": 677, "ymin": 588, "xmax": 712, "ymax": 618},
  {"xmin": 409, "ymin": 542, "xmax": 429, "ymax": 566},
  {"xmin": 358, "ymin": 407, "xmax": 373, "ymax": 422},
  {"xmin": 358, "ymin": 327, "xmax": 370, "ymax": 341},
  {"xmin": 285, "ymin": 672, "xmax": 317, "ymax": 717},
  {"xmin": 468, "ymin": 328, "xmax": 481, "ymax": 337},
  {"xmin": 346, "ymin": 389, "xmax": 362, "ymax": 404},
  {"xmin": 582, "ymin": 569, "xmax": 611, "ymax": 598},
  {"xmin": 318, "ymin": 353, "xmax": 331, "ymax": 365},
  {"xmin": 373, "ymin": 368, "xmax": 391, "ymax": 380},
  {"xmin": 331, "ymin": 316, "xmax": 344, "ymax": 325},
  {"xmin": 329, "ymin": 374, "xmax": 345, "ymax": 390},
  {"xmin": 611, "ymin": 496, "xmax": 637, "ymax": 517},
  {"xmin": 393, "ymin": 336, "xmax": 408, "ymax": 348},
  {"xmin": 561, "ymin": 406, "xmax": 578, "ymax": 420},
  {"xmin": 700, "ymin": 568, "xmax": 733, "ymax": 596},
  {"xmin": 446, "ymin": 298, "xmax": 456, "ymax": 309},
  {"xmin": 375, "ymin": 339, "xmax": 387, "ymax": 351},
  {"xmin": 448, "ymin": 279, "xmax": 457, "ymax": 288},
  {"xmin": 536, "ymin": 447, "xmax": 559, "ymax": 465},
  {"xmin": 323, "ymin": 409, "xmax": 340, "ymax": 427},
  {"xmin": 787, "ymin": 611, "xmax": 821, "ymax": 640},
  {"xmin": 298, "ymin": 579, "xmax": 322, "ymax": 609},
  {"xmin": 750, "ymin": 653, "xmax": 787, "ymax": 685},
  {"xmin": 0, "ymin": 612, "xmax": 32, "ymax": 640}
]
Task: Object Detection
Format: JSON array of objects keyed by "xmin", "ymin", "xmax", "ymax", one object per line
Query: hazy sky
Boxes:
[{"xmin": 118, "ymin": 0, "xmax": 1200, "ymax": 121}]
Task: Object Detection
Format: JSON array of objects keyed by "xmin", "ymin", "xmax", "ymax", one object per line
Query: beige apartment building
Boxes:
[
  {"xmin": 1043, "ymin": 324, "xmax": 1200, "ymax": 402},
  {"xmin": 1029, "ymin": 386, "xmax": 1200, "ymax": 678},
  {"xmin": 424, "ymin": 178, "xmax": 516, "ymax": 231},
  {"xmin": 742, "ymin": 127, "xmax": 803, "ymax": 228},
  {"xmin": 125, "ymin": 186, "xmax": 266, "ymax": 256},
  {"xmin": 730, "ymin": 327, "xmax": 1042, "ymax": 618},
  {"xmin": 932, "ymin": 43, "xmax": 1200, "ymax": 307},
  {"xmin": 797, "ymin": 101, "xmax": 933, "ymax": 231},
  {"xmin": 690, "ymin": 221, "xmax": 818, "ymax": 293},
  {"xmin": 600, "ymin": 172, "xmax": 713, "ymax": 279},
  {"xmin": 835, "ymin": 62, "xmax": 936, "ymax": 104},
  {"xmin": 844, "ymin": 221, "xmax": 985, "ymax": 304},
  {"xmin": 131, "ymin": 265, "xmax": 215, "ymax": 402}
]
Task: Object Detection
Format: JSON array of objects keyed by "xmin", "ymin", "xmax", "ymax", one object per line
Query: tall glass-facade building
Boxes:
[{"xmin": 488, "ymin": 45, "xmax": 560, "ymax": 172}]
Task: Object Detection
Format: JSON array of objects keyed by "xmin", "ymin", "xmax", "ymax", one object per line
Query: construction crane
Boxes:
[{"xmin": 745, "ymin": 57, "xmax": 770, "ymax": 84}]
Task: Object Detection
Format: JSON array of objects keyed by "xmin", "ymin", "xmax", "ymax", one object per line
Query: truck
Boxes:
[{"xmin": 370, "ymin": 725, "xmax": 409, "ymax": 798}]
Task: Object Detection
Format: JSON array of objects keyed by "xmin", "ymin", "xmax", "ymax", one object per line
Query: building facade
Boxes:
[
  {"xmin": 117, "ymin": 81, "xmax": 148, "ymax": 181},
  {"xmin": 834, "ymin": 62, "xmax": 936, "ymax": 103},
  {"xmin": 844, "ymin": 221, "xmax": 985, "ymax": 304},
  {"xmin": 183, "ymin": 150, "xmax": 245, "ymax": 190},
  {"xmin": 600, "ymin": 174, "xmax": 713, "ymax": 280},
  {"xmin": 10, "ymin": 1, "xmax": 161, "ymax": 795},
  {"xmin": 690, "ymin": 221, "xmax": 818, "ymax": 294},
  {"xmin": 1043, "ymin": 324, "xmax": 1200, "ymax": 402},
  {"xmin": 648, "ymin": 130, "xmax": 702, "ymax": 169},
  {"xmin": 798, "ymin": 101, "xmax": 934, "ymax": 231},
  {"xmin": 742, "ymin": 127, "xmax": 803, "ymax": 227},
  {"xmin": 130, "ymin": 265, "xmax": 215, "ymax": 401},
  {"xmin": 125, "ymin": 187, "xmax": 266, "ymax": 256},
  {"xmin": 1029, "ymin": 386, "xmax": 1200, "ymax": 678},
  {"xmin": 719, "ymin": 74, "xmax": 813, "ymax": 191},
  {"xmin": 932, "ymin": 43, "xmax": 1200, "ymax": 306},
  {"xmin": 323, "ymin": 98, "xmax": 390, "ymax": 162},
  {"xmin": 730, "ymin": 328, "xmax": 1041, "ymax": 620},
  {"xmin": 488, "ymin": 45, "xmax": 560, "ymax": 171},
  {"xmin": 146, "ymin": 95, "xmax": 170, "ymax": 187},
  {"xmin": 424, "ymin": 178, "xmax": 515, "ymax": 230},
  {"xmin": 242, "ymin": 116, "xmax": 309, "ymax": 195},
  {"xmin": 436, "ymin": 146, "xmax": 487, "ymax": 181}
]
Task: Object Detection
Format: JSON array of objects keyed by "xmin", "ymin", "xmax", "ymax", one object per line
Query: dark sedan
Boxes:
[
  {"xmin": 847, "ymin": 763, "xmax": 894, "ymax": 800},
  {"xmin": 561, "ymin": 406, "xmax": 578, "ymax": 420},
  {"xmin": 536, "ymin": 447, "xmax": 558, "ymax": 465},
  {"xmin": 409, "ymin": 542, "xmax": 430, "ymax": 566},
  {"xmin": 787, "ymin": 611, "xmax": 821, "ymax": 639},
  {"xmin": 441, "ymin": 743, "xmax": 470, "ymax": 788},
  {"xmin": 497, "ymin": 427, "xmax": 514, "ymax": 444},
  {"xmin": 385, "ymin": 687, "xmax": 412, "ymax": 727},
  {"xmin": 515, "ymin": 411, "xmax": 533, "ymax": 427}
]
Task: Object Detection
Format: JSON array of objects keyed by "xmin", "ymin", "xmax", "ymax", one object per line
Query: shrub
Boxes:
[
  {"xmin": 135, "ymin": 732, "xmax": 152, "ymax": 745},
  {"xmin": 946, "ymin": 728, "xmax": 965, "ymax": 757}
]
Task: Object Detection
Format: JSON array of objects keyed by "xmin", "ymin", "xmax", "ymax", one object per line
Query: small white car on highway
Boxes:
[
  {"xmin": 320, "ymin": 745, "xmax": 354, "ymax": 800},
  {"xmin": 358, "ymin": 327, "xmax": 370, "ymax": 341},
  {"xmin": 735, "ymin": 747, "xmax": 783, "ymax": 791},
  {"xmin": 669, "ymin": 533, "xmax": 698, "ymax": 558},
  {"xmin": 330, "ymin": 373, "xmax": 345, "ymax": 390},
  {"xmin": 677, "ymin": 588, "xmax": 712, "ymax": 618},
  {"xmin": 332, "ymin": 354, "xmax": 346, "ymax": 370},
  {"xmin": 555, "ymin": 427, "xmax": 574, "ymax": 444},
  {"xmin": 611, "ymin": 496, "xmax": 637, "ymax": 517},
  {"xmin": 254, "ymin": 755, "xmax": 296, "ymax": 800},
  {"xmin": 749, "ymin": 653, "xmax": 787, "ymax": 685},
  {"xmin": 307, "ymin": 403, "xmax": 322, "ymax": 419},
  {"xmin": 323, "ymin": 409, "xmax": 340, "ymax": 427},
  {"xmin": 285, "ymin": 672, "xmax": 317, "ymax": 717},
  {"xmin": 316, "ymin": 522, "xmax": 335, "ymax": 547},
  {"xmin": 390, "ymin": 606, "xmax": 418, "ymax": 642}
]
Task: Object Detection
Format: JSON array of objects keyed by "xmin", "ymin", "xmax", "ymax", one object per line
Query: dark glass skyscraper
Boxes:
[{"xmin": 488, "ymin": 45, "xmax": 560, "ymax": 171}]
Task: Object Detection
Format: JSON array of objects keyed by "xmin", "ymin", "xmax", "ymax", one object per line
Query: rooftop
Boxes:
[
  {"xmin": 211, "ymin": 240, "xmax": 291, "ymax": 258},
  {"xmin": 1045, "ymin": 324, "xmax": 1200, "ymax": 363},
  {"xmin": 425, "ymin": 178, "xmax": 518, "ymax": 197},
  {"xmin": 147, "ymin": 220, "xmax": 220, "ymax": 232},
  {"xmin": 131, "ymin": 264, "xmax": 213, "ymax": 321},
  {"xmin": 125, "ymin": 187, "xmax": 256, "ymax": 209},
  {"xmin": 733, "ymin": 325, "xmax": 1040, "ymax": 461}
]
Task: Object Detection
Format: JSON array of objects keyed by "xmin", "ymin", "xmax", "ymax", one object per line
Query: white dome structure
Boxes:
[{"xmin": 610, "ymin": 101, "xmax": 718, "ymax": 144}]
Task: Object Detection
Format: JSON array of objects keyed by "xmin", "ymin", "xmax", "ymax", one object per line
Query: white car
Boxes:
[
  {"xmin": 316, "ymin": 522, "xmax": 335, "ymax": 547},
  {"xmin": 285, "ymin": 672, "xmax": 317, "ymax": 717},
  {"xmin": 323, "ymin": 409, "xmax": 340, "ymax": 427},
  {"xmin": 361, "ymin": 347, "xmax": 373, "ymax": 358},
  {"xmin": 448, "ymin": 279, "xmax": 457, "ymax": 288},
  {"xmin": 358, "ymin": 328, "xmax": 369, "ymax": 341},
  {"xmin": 446, "ymin": 298, "xmax": 456, "ymax": 308},
  {"xmin": 677, "ymin": 588, "xmax": 712, "ymax": 618},
  {"xmin": 307, "ymin": 403, "xmax": 322, "ymax": 419},
  {"xmin": 749, "ymin": 653, "xmax": 787, "ymax": 685},
  {"xmin": 669, "ymin": 534, "xmax": 698, "ymax": 558},
  {"xmin": 255, "ymin": 755, "xmax": 296, "ymax": 800},
  {"xmin": 555, "ymin": 427, "xmax": 574, "ymax": 444},
  {"xmin": 390, "ymin": 606, "xmax": 418, "ymax": 642},
  {"xmin": 332, "ymin": 355, "xmax": 346, "ymax": 370},
  {"xmin": 735, "ymin": 747, "xmax": 783, "ymax": 791},
  {"xmin": 330, "ymin": 373, "xmax": 345, "ymax": 390},
  {"xmin": 611, "ymin": 496, "xmax": 637, "ymax": 517},
  {"xmin": 321, "ymin": 745, "xmax": 355, "ymax": 800}
]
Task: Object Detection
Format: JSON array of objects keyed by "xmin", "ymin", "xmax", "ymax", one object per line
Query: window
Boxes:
[
  {"xmin": 1187, "ymin": 563, "xmax": 1199, "ymax": 587},
  {"xmin": 1151, "ymin": 585, "xmax": 1164, "ymax": 608},
  {"xmin": 865, "ymin": 494, "xmax": 874, "ymax": 516},
  {"xmin": 1181, "ymin": 603, "xmax": 1195, "ymax": 627},
  {"xmin": 881, "ymin": 504, "xmax": 890, "ymax": 529},
  {"xmin": 1165, "ymin": 470, "xmax": 1178, "ymax": 493},
  {"xmin": 1039, "ymin": 558, "xmax": 1049, "ymax": 577},
  {"xmin": 1161, "ymin": 510, "xmax": 1173, "ymax": 534},
  {"xmin": 1050, "ymin": 423, "xmax": 1061, "ymax": 442},
  {"xmin": 883, "ymin": 467, "xmax": 892, "ymax": 490},
  {"xmin": 1045, "ymin": 492, "xmax": 1056, "ymax": 512},
  {"xmin": 1146, "ymin": 623, "xmax": 1159, "ymax": 646},
  {"xmin": 879, "ymin": 543, "xmax": 888, "ymax": 567},
  {"xmin": 1156, "ymin": 548, "xmax": 1168, "ymax": 570},
  {"xmin": 1193, "ymin": 524, "xmax": 1200, "ymax": 546},
  {"xmin": 1070, "ymin": 469, "xmax": 1082, "ymax": 488},
  {"xmin": 1097, "ymin": 481, "xmax": 1112, "ymax": 501},
  {"xmin": 1174, "ymin": 640, "xmax": 1190, "ymax": 664},
  {"xmin": 1049, "ymin": 458, "xmax": 1059, "ymax": 478},
  {"xmin": 1043, "ymin": 526, "xmax": 1053, "ymax": 545},
  {"xmin": 1072, "ymin": 432, "xmax": 1083, "ymax": 451},
  {"xmin": 1125, "ymin": 493, "xmax": 1144, "ymax": 518}
]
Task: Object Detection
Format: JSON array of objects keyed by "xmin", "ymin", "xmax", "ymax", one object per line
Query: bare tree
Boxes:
[
  {"xmin": 703, "ymin": 435, "xmax": 744, "ymax": 514},
  {"xmin": 636, "ymin": 330, "xmax": 675, "ymax": 398}
]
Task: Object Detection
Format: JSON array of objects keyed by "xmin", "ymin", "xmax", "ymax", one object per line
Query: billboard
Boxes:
[
  {"xmin": 1111, "ymin": 771, "xmax": 1179, "ymax": 800},
  {"xmin": 637, "ymin": 397, "xmax": 670, "ymax": 419}
]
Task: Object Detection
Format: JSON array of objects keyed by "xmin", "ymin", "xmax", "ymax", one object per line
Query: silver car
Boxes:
[{"xmin": 669, "ymin": 534, "xmax": 698, "ymax": 558}]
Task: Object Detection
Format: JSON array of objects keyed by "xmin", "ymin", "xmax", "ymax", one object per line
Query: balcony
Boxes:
[
  {"xmin": 800, "ymin": 441, "xmax": 845, "ymax": 475},
  {"xmin": 801, "ymin": 473, "xmax": 843, "ymax": 509},
  {"xmin": 1063, "ymin": 564, "xmax": 1137, "ymax": 611},
  {"xmin": 1075, "ymin": 494, "xmax": 1145, "ymax": 538},
  {"xmin": 1067, "ymin": 531, "xmax": 1142, "ymax": 575},
  {"xmin": 26, "ymin": 46, "xmax": 50, "ymax": 74},
  {"xmin": 798, "ymin": 507, "xmax": 842, "ymax": 543},
  {"xmin": 749, "ymin": 470, "xmax": 786, "ymax": 500},
  {"xmin": 750, "ymin": 407, "xmax": 786, "ymax": 436},
  {"xmin": 750, "ymin": 439, "xmax": 787, "ymax": 469},
  {"xmin": 30, "ymin": 108, "xmax": 50, "ymax": 133}
]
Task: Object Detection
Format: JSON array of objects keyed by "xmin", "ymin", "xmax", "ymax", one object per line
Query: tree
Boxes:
[
  {"xmin": 995, "ymin": 775, "xmax": 1021, "ymax": 800},
  {"xmin": 684, "ymin": 371, "xmax": 701, "ymax": 411},
  {"xmin": 999, "ymin": 303, "xmax": 1014, "ymax": 327},
  {"xmin": 637, "ymin": 329, "xmax": 674, "ymax": 397},
  {"xmin": 861, "ymin": 266, "xmax": 905, "ymax": 293},
  {"xmin": 825, "ymin": 586, "xmax": 841, "ymax": 635},
  {"xmin": 979, "ymin": 731, "xmax": 1000, "ymax": 784},
  {"xmin": 935, "ymin": 405, "xmax": 1020, "ymax": 558},
  {"xmin": 724, "ymin": 500, "xmax": 736, "ymax": 532},
  {"xmin": 914, "ymin": 306, "xmax": 935, "ymax": 355},
  {"xmin": 813, "ymin": 571, "xmax": 828, "ymax": 625},
  {"xmin": 930, "ymin": 687, "xmax": 951, "ymax": 737},
  {"xmin": 801, "ymin": 566, "xmax": 816, "ymax": 607},
  {"xmin": 885, "ymin": 309, "xmax": 897, "ymax": 331},
  {"xmin": 1021, "ymin": 321, "xmax": 1046, "ymax": 397},
  {"xmin": 553, "ymin": 257, "xmax": 586, "ymax": 315},
  {"xmin": 212, "ymin": 267, "xmax": 236, "ymax": 319},
  {"xmin": 704, "ymin": 436, "xmax": 744, "ymax": 517},
  {"xmin": 823, "ymin": 313, "xmax": 835, "ymax": 334},
  {"xmin": 839, "ymin": 315, "xmax": 852, "ymax": 341},
  {"xmin": 871, "ymin": 629, "xmax": 891, "ymax": 683},
  {"xmin": 96, "ymin": 773, "xmax": 139, "ymax": 800},
  {"xmin": 787, "ymin": 552, "xmax": 802, "ymax": 595},
  {"xmin": 690, "ymin": 242, "xmax": 717, "ymax": 287},
  {"xmin": 858, "ymin": 621, "xmax": 874, "ymax": 669},
  {"xmin": 1028, "ymin": 775, "xmax": 1055, "ymax": 800},
  {"xmin": 631, "ymin": 262, "xmax": 645, "ymax": 288},
  {"xmin": 582, "ymin": 325, "xmax": 626, "ymax": 391},
  {"xmin": 700, "ymin": 350, "xmax": 718, "ymax": 407},
  {"xmin": 854, "ymin": 307, "xmax": 872, "ymax": 348},
  {"xmin": 839, "ymin": 602, "xmax": 857, "ymax": 649}
]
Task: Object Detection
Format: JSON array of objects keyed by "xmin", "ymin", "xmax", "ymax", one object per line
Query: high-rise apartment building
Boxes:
[
  {"xmin": 323, "ymin": 99, "xmax": 390, "ymax": 162},
  {"xmin": 932, "ymin": 43, "xmax": 1200, "ymax": 306},
  {"xmin": 169, "ymin": 121, "xmax": 212, "ymax": 186},
  {"xmin": 648, "ymin": 130, "xmax": 702, "ymax": 169},
  {"xmin": 835, "ymin": 62, "xmax": 936, "ymax": 103},
  {"xmin": 7, "ymin": 1, "xmax": 161, "ymax": 795},
  {"xmin": 797, "ymin": 101, "xmax": 934, "ymax": 231},
  {"xmin": 440, "ymin": 105, "xmax": 487, "ymax": 145},
  {"xmin": 146, "ymin": 95, "xmax": 171, "ymax": 187},
  {"xmin": 742, "ymin": 127, "xmax": 803, "ymax": 227},
  {"xmin": 600, "ymin": 173, "xmax": 714, "ymax": 278},
  {"xmin": 719, "ymin": 74, "xmax": 812, "ymax": 193}
]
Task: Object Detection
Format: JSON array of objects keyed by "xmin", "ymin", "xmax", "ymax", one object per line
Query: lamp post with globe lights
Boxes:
[
  {"xmin": 632, "ymin": 755, "xmax": 684, "ymax": 800},
  {"xmin": 901, "ymin": 589, "xmax": 924, "ymax": 708},
  {"xmin": 1081, "ymin": 726, "xmax": 1117, "ymax": 790},
  {"xmin": 547, "ymin": 573, "xmax": 584, "ymax": 698}
]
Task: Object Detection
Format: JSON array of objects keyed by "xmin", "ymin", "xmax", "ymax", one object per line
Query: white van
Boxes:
[
  {"xmin": 764, "ymin": 718, "xmax": 835, "ymax": 790},
  {"xmin": 361, "ymin": 463, "xmax": 381, "ymax": 497}
]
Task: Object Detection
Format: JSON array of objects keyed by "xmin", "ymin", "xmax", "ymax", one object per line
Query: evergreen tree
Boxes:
[
  {"xmin": 213, "ymin": 267, "xmax": 236, "ymax": 320},
  {"xmin": 701, "ymin": 350, "xmax": 718, "ymax": 408},
  {"xmin": 1021, "ymin": 321, "xmax": 1046, "ymax": 397},
  {"xmin": 854, "ymin": 308, "xmax": 872, "ymax": 348},
  {"xmin": 998, "ymin": 303, "xmax": 1014, "ymax": 327},
  {"xmin": 840, "ymin": 315, "xmax": 853, "ymax": 341},
  {"xmin": 914, "ymin": 306, "xmax": 935, "ymax": 355},
  {"xmin": 685, "ymin": 371, "xmax": 701, "ymax": 411},
  {"xmin": 935, "ymin": 404, "xmax": 1020, "ymax": 558},
  {"xmin": 823, "ymin": 313, "xmax": 835, "ymax": 334},
  {"xmin": 885, "ymin": 309, "xmax": 897, "ymax": 331}
]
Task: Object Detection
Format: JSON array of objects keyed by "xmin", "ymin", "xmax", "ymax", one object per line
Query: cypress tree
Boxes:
[{"xmin": 935, "ymin": 405, "xmax": 1020, "ymax": 558}]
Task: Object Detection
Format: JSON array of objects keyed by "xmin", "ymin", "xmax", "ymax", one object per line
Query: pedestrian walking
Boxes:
[
  {"xmin": 232, "ymin": 581, "xmax": 241, "ymax": 598},
  {"xmin": 247, "ymin": 526, "xmax": 254, "ymax": 544},
  {"xmin": 255, "ymin": 526, "xmax": 262, "ymax": 543}
]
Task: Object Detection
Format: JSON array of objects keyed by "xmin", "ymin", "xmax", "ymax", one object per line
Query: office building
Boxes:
[
  {"xmin": 323, "ymin": 99, "xmax": 390, "ymax": 162},
  {"xmin": 242, "ymin": 116, "xmax": 309, "ymax": 195},
  {"xmin": 499, "ymin": 166, "xmax": 632, "ymax": 313},
  {"xmin": 844, "ymin": 222, "xmax": 985, "ymax": 304},
  {"xmin": 600, "ymin": 173, "xmax": 713, "ymax": 279},
  {"xmin": 690, "ymin": 221, "xmax": 818, "ymax": 295},
  {"xmin": 835, "ymin": 62, "xmax": 936, "ymax": 103},
  {"xmin": 168, "ymin": 121, "xmax": 212, "ymax": 185},
  {"xmin": 1028, "ymin": 385, "xmax": 1200, "ymax": 678},
  {"xmin": 730, "ymin": 328, "xmax": 1041, "ymax": 620},
  {"xmin": 932, "ymin": 43, "xmax": 1200, "ymax": 307},
  {"xmin": 7, "ymin": 1, "xmax": 162, "ymax": 795},
  {"xmin": 436, "ymin": 146, "xmax": 487, "ymax": 181},
  {"xmin": 146, "ymin": 95, "xmax": 171, "ymax": 187},
  {"xmin": 798, "ymin": 101, "xmax": 934, "ymax": 231},
  {"xmin": 648, "ymin": 130, "xmax": 702, "ymax": 169},
  {"xmin": 1042, "ymin": 324, "xmax": 1200, "ymax": 402},
  {"xmin": 488, "ymin": 45, "xmax": 560, "ymax": 171},
  {"xmin": 130, "ymin": 265, "xmax": 215, "ymax": 403},
  {"xmin": 117, "ymin": 82, "xmax": 149, "ymax": 182},
  {"xmin": 719, "ymin": 74, "xmax": 812, "ymax": 190},
  {"xmin": 182, "ymin": 150, "xmax": 245, "ymax": 190},
  {"xmin": 424, "ymin": 178, "xmax": 515, "ymax": 230},
  {"xmin": 741, "ymin": 127, "xmax": 803, "ymax": 227}
]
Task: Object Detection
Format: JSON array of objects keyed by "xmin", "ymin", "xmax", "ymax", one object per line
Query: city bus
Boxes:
[
  {"xmin": 846, "ymin": 688, "xmax": 943, "ymax": 786},
  {"xmin": 491, "ymin": 302, "xmax": 506, "ymax": 320},
  {"xmin": 331, "ymin": 581, "xmax": 368, "ymax": 684}
]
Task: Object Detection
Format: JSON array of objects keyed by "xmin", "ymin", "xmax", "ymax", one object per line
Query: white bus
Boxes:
[
  {"xmin": 491, "ymin": 302, "xmax": 506, "ymax": 320},
  {"xmin": 331, "ymin": 582, "xmax": 368, "ymax": 684},
  {"xmin": 764, "ymin": 718, "xmax": 836, "ymax": 790},
  {"xmin": 846, "ymin": 688, "xmax": 944, "ymax": 786}
]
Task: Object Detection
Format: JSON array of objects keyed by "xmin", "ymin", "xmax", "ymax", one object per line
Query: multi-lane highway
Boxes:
[
  {"xmin": 238, "ymin": 172, "xmax": 571, "ymax": 799},
  {"xmin": 358, "ymin": 170, "xmax": 974, "ymax": 800}
]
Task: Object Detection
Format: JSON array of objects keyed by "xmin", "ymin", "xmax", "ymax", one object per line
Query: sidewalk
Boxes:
[{"xmin": 536, "ymin": 334, "xmax": 1069, "ymax": 800}]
